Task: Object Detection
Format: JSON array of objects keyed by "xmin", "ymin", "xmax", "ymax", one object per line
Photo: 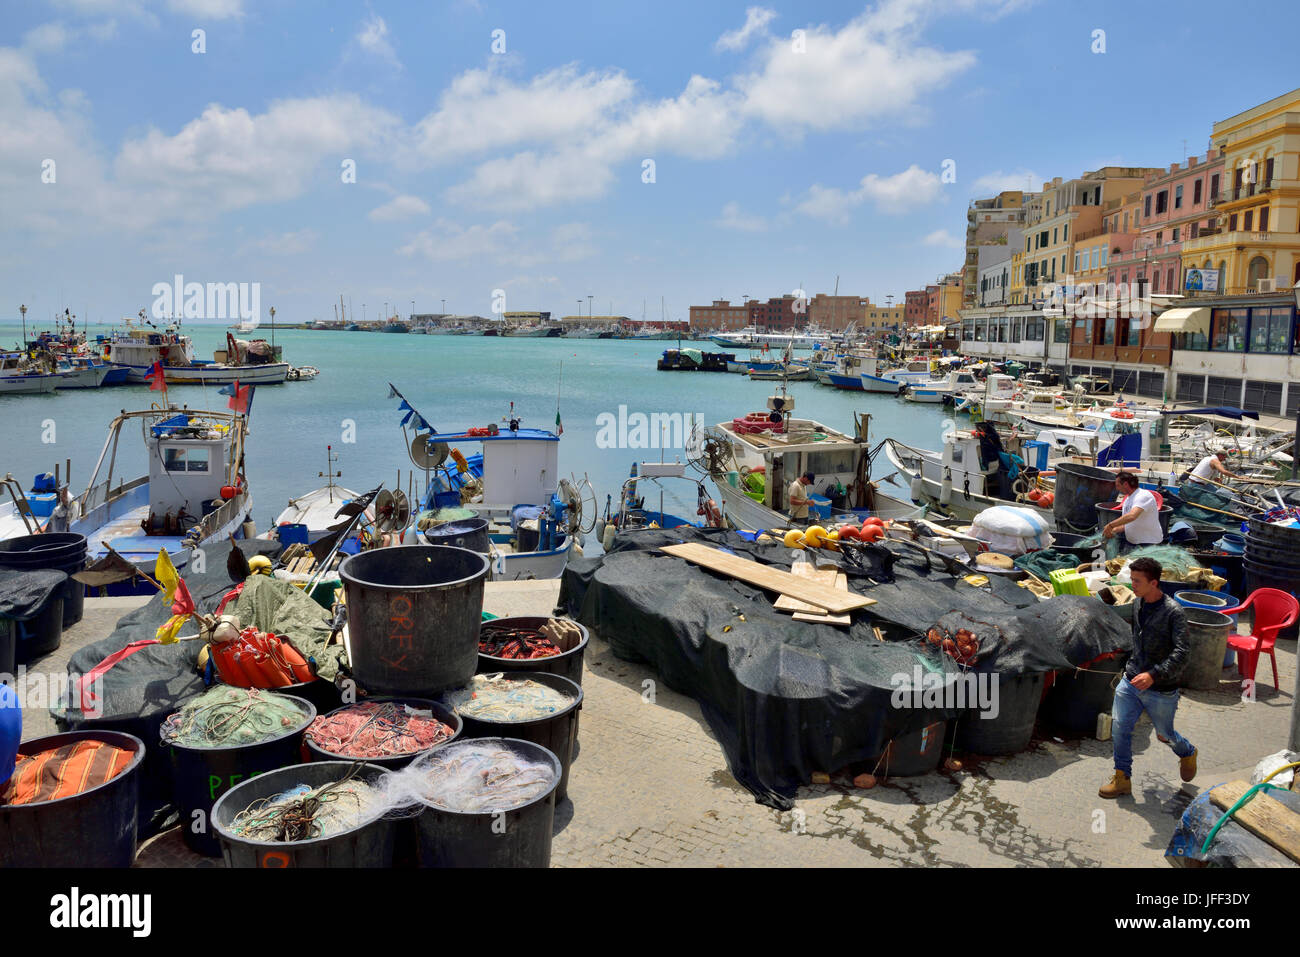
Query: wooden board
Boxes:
[
  {"xmin": 659, "ymin": 542, "xmax": 875, "ymax": 614},
  {"xmin": 781, "ymin": 564, "xmax": 853, "ymax": 625},
  {"xmin": 1208, "ymin": 780, "xmax": 1300, "ymax": 864}
]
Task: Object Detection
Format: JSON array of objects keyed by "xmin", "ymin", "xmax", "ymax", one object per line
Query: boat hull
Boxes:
[
  {"xmin": 116, "ymin": 361, "xmax": 290, "ymax": 385},
  {"xmin": 859, "ymin": 374, "xmax": 903, "ymax": 394}
]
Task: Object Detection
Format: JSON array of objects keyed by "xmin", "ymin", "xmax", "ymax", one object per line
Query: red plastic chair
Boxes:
[{"xmin": 1221, "ymin": 588, "xmax": 1298, "ymax": 691}]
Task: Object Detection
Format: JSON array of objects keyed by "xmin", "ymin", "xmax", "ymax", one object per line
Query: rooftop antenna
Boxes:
[{"xmin": 320, "ymin": 445, "xmax": 342, "ymax": 504}]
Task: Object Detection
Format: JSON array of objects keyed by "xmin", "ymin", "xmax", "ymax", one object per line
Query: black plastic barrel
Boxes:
[
  {"xmin": 876, "ymin": 720, "xmax": 947, "ymax": 776},
  {"xmin": 452, "ymin": 671, "xmax": 581, "ymax": 802},
  {"xmin": 282, "ymin": 677, "xmax": 342, "ymax": 717},
  {"xmin": 1048, "ymin": 532, "xmax": 1106, "ymax": 566},
  {"xmin": 211, "ymin": 760, "xmax": 396, "ymax": 868},
  {"xmin": 477, "ymin": 616, "xmax": 589, "ymax": 686},
  {"xmin": 339, "ymin": 545, "xmax": 490, "ymax": 696},
  {"xmin": 1182, "ymin": 608, "xmax": 1231, "ymax": 690},
  {"xmin": 1243, "ymin": 534, "xmax": 1300, "ymax": 569},
  {"xmin": 1042, "ymin": 656, "xmax": 1127, "ymax": 733},
  {"xmin": 166, "ymin": 692, "xmax": 316, "ymax": 857},
  {"xmin": 422, "ymin": 518, "xmax": 490, "ymax": 554},
  {"xmin": 1053, "ymin": 463, "xmax": 1118, "ymax": 532},
  {"xmin": 0, "ymin": 533, "xmax": 87, "ymax": 628},
  {"xmin": 954, "ymin": 672, "xmax": 1045, "ymax": 755},
  {"xmin": 414, "ymin": 737, "xmax": 561, "ymax": 867},
  {"xmin": 59, "ymin": 708, "xmax": 174, "ymax": 839},
  {"xmin": 1245, "ymin": 514, "xmax": 1300, "ymax": 548},
  {"xmin": 13, "ymin": 594, "xmax": 63, "ymax": 663},
  {"xmin": 0, "ymin": 730, "xmax": 145, "ymax": 867},
  {"xmin": 0, "ymin": 620, "xmax": 14, "ymax": 677},
  {"xmin": 304, "ymin": 697, "xmax": 462, "ymax": 769}
]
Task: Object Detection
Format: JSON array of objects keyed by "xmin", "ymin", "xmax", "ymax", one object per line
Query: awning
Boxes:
[{"xmin": 1153, "ymin": 307, "xmax": 1210, "ymax": 334}]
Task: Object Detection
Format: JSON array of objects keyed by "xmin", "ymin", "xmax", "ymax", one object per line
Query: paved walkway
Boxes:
[{"xmin": 23, "ymin": 582, "xmax": 1297, "ymax": 867}]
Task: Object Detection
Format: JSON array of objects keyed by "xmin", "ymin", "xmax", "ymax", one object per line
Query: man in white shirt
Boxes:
[
  {"xmin": 1102, "ymin": 471, "xmax": 1164, "ymax": 552},
  {"xmin": 1188, "ymin": 451, "xmax": 1240, "ymax": 485},
  {"xmin": 788, "ymin": 472, "xmax": 814, "ymax": 522}
]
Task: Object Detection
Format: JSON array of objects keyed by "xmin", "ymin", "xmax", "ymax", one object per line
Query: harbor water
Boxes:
[{"xmin": 0, "ymin": 324, "xmax": 956, "ymax": 529}]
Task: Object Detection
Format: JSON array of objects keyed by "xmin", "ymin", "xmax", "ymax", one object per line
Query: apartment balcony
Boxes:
[
  {"xmin": 1069, "ymin": 343, "xmax": 1172, "ymax": 366},
  {"xmin": 1181, "ymin": 230, "xmax": 1294, "ymax": 255},
  {"xmin": 1229, "ymin": 177, "xmax": 1276, "ymax": 202}
]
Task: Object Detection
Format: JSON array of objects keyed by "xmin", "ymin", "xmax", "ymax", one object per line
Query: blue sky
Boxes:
[{"xmin": 2, "ymin": 0, "xmax": 1297, "ymax": 326}]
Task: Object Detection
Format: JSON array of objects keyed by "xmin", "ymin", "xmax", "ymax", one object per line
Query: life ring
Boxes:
[
  {"xmin": 1112, "ymin": 408, "xmax": 1134, "ymax": 419},
  {"xmin": 1012, "ymin": 392, "xmax": 1024, "ymax": 401}
]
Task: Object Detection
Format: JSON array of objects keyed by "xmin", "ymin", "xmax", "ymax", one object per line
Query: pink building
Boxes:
[{"xmin": 1106, "ymin": 149, "xmax": 1225, "ymax": 296}]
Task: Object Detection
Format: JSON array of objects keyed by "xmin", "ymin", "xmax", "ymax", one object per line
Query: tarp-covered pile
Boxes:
[{"xmin": 561, "ymin": 527, "xmax": 1131, "ymax": 807}]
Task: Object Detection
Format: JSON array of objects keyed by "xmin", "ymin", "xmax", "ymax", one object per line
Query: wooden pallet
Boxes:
[
  {"xmin": 1208, "ymin": 780, "xmax": 1300, "ymax": 864},
  {"xmin": 659, "ymin": 542, "xmax": 874, "ymax": 614}
]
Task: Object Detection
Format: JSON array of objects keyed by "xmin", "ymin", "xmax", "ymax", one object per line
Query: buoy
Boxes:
[
  {"xmin": 601, "ymin": 524, "xmax": 616, "ymax": 550},
  {"xmin": 910, "ymin": 473, "xmax": 923, "ymax": 501},
  {"xmin": 783, "ymin": 529, "xmax": 805, "ymax": 549},
  {"xmin": 939, "ymin": 473, "xmax": 953, "ymax": 506},
  {"xmin": 594, "ymin": 518, "xmax": 606, "ymax": 541}
]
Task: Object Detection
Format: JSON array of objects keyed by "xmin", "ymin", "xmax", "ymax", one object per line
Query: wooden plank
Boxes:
[
  {"xmin": 659, "ymin": 542, "xmax": 875, "ymax": 614},
  {"xmin": 1208, "ymin": 780, "xmax": 1300, "ymax": 864},
  {"xmin": 791, "ymin": 569, "xmax": 852, "ymax": 626},
  {"xmin": 774, "ymin": 564, "xmax": 838, "ymax": 612}
]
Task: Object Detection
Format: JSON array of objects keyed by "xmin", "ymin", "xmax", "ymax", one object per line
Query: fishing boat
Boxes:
[
  {"xmin": 0, "ymin": 407, "xmax": 255, "ymax": 588},
  {"xmin": 0, "ymin": 353, "xmax": 60, "ymax": 394},
  {"xmin": 50, "ymin": 356, "xmax": 112, "ymax": 389},
  {"xmin": 65, "ymin": 355, "xmax": 128, "ymax": 386},
  {"xmin": 880, "ymin": 358, "xmax": 935, "ymax": 386},
  {"xmin": 597, "ymin": 460, "xmax": 716, "ymax": 544},
  {"xmin": 688, "ymin": 386, "xmax": 923, "ymax": 530},
  {"xmin": 102, "ymin": 318, "xmax": 290, "ymax": 385},
  {"xmin": 902, "ymin": 370, "xmax": 981, "ymax": 404},
  {"xmin": 749, "ymin": 363, "xmax": 811, "ymax": 381},
  {"xmin": 390, "ymin": 388, "xmax": 594, "ymax": 580}
]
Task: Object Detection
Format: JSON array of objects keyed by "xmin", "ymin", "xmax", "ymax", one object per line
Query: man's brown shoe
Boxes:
[
  {"xmin": 1099, "ymin": 771, "xmax": 1131, "ymax": 798},
  {"xmin": 1180, "ymin": 748, "xmax": 1197, "ymax": 782}
]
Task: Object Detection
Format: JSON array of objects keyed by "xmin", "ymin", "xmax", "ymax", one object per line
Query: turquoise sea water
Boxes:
[{"xmin": 0, "ymin": 324, "xmax": 956, "ymax": 530}]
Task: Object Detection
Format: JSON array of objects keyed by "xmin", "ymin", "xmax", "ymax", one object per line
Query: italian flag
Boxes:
[{"xmin": 555, "ymin": 409, "xmax": 563, "ymax": 436}]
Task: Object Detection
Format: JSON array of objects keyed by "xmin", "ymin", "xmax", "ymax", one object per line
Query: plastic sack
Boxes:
[{"xmin": 969, "ymin": 505, "xmax": 1055, "ymax": 556}]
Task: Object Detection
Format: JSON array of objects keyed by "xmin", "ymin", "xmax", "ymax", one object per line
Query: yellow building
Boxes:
[
  {"xmin": 1181, "ymin": 86, "xmax": 1300, "ymax": 292},
  {"xmin": 1009, "ymin": 250, "xmax": 1027, "ymax": 304},
  {"xmin": 863, "ymin": 304, "xmax": 904, "ymax": 330}
]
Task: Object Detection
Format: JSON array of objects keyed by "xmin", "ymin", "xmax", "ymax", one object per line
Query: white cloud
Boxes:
[
  {"xmin": 355, "ymin": 13, "xmax": 400, "ymax": 69},
  {"xmin": 716, "ymin": 7, "xmax": 776, "ymax": 52},
  {"xmin": 369, "ymin": 194, "xmax": 431, "ymax": 221},
  {"xmin": 166, "ymin": 0, "xmax": 244, "ymax": 18},
  {"xmin": 23, "ymin": 23, "xmax": 72, "ymax": 54},
  {"xmin": 923, "ymin": 228, "xmax": 962, "ymax": 248},
  {"xmin": 445, "ymin": 149, "xmax": 612, "ymax": 211},
  {"xmin": 399, "ymin": 219, "xmax": 520, "ymax": 262},
  {"xmin": 735, "ymin": 2, "xmax": 977, "ymax": 133},
  {"xmin": 412, "ymin": 65, "xmax": 636, "ymax": 162},
  {"xmin": 114, "ymin": 95, "xmax": 401, "ymax": 214},
  {"xmin": 241, "ymin": 228, "xmax": 317, "ymax": 255},
  {"xmin": 715, "ymin": 201, "xmax": 765, "ymax": 232},
  {"xmin": 796, "ymin": 165, "xmax": 945, "ymax": 224},
  {"xmin": 971, "ymin": 168, "xmax": 1043, "ymax": 195}
]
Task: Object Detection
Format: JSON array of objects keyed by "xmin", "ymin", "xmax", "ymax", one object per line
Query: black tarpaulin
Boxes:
[{"xmin": 0, "ymin": 568, "xmax": 67, "ymax": 621}]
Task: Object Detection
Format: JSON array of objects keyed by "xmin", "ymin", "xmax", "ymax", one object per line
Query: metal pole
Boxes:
[{"xmin": 1293, "ymin": 407, "xmax": 1299, "ymax": 482}]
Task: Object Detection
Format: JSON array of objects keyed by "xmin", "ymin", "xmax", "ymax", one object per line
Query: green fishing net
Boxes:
[{"xmin": 160, "ymin": 685, "xmax": 312, "ymax": 748}]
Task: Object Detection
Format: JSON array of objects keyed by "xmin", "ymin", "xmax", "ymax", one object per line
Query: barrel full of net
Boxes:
[
  {"xmin": 1052, "ymin": 463, "xmax": 1119, "ymax": 533},
  {"xmin": 339, "ymin": 545, "xmax": 490, "ymax": 696}
]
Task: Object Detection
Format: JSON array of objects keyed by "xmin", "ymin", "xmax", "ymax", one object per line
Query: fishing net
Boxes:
[
  {"xmin": 226, "ymin": 767, "xmax": 386, "ymax": 842},
  {"xmin": 479, "ymin": 624, "xmax": 561, "ymax": 659},
  {"xmin": 160, "ymin": 686, "xmax": 312, "ymax": 748},
  {"xmin": 1013, "ymin": 547, "xmax": 1090, "ymax": 581},
  {"xmin": 380, "ymin": 740, "xmax": 556, "ymax": 813},
  {"xmin": 304, "ymin": 701, "xmax": 455, "ymax": 759},
  {"xmin": 443, "ymin": 674, "xmax": 573, "ymax": 722},
  {"xmin": 1170, "ymin": 483, "xmax": 1238, "ymax": 524},
  {"xmin": 228, "ymin": 574, "xmax": 343, "ymax": 681}
]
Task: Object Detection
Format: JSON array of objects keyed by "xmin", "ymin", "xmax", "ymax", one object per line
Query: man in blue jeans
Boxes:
[{"xmin": 1100, "ymin": 556, "xmax": 1197, "ymax": 798}]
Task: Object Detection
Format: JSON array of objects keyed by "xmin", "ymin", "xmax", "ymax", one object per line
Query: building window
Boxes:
[
  {"xmin": 1167, "ymin": 268, "xmax": 1175, "ymax": 291},
  {"xmin": 1243, "ymin": 210, "xmax": 1253, "ymax": 231},
  {"xmin": 1265, "ymin": 156, "xmax": 1275, "ymax": 187},
  {"xmin": 1123, "ymin": 212, "xmax": 1129, "ymax": 232},
  {"xmin": 1193, "ymin": 179, "xmax": 1202, "ymax": 204},
  {"xmin": 1156, "ymin": 190, "xmax": 1168, "ymax": 214},
  {"xmin": 1250, "ymin": 306, "xmax": 1292, "ymax": 354},
  {"xmin": 1054, "ymin": 319, "xmax": 1070, "ymax": 343},
  {"xmin": 1153, "ymin": 271, "xmax": 1161, "ymax": 292},
  {"xmin": 1102, "ymin": 317, "xmax": 1116, "ymax": 345},
  {"xmin": 1053, "ymin": 227, "xmax": 1058, "ymax": 245},
  {"xmin": 1144, "ymin": 195, "xmax": 1152, "ymax": 218},
  {"xmin": 1212, "ymin": 308, "xmax": 1247, "ymax": 351},
  {"xmin": 1260, "ymin": 206, "xmax": 1270, "ymax": 232},
  {"xmin": 1100, "ymin": 247, "xmax": 1108, "ymax": 267},
  {"xmin": 1229, "ymin": 213, "xmax": 1238, "ymax": 232},
  {"xmin": 1248, "ymin": 256, "xmax": 1269, "ymax": 287},
  {"xmin": 1191, "ymin": 222, "xmax": 1199, "ymax": 239},
  {"xmin": 1064, "ymin": 223, "xmax": 1069, "ymax": 240},
  {"xmin": 1156, "ymin": 231, "xmax": 1163, "ymax": 245},
  {"xmin": 1210, "ymin": 174, "xmax": 1220, "ymax": 198},
  {"xmin": 1173, "ymin": 227, "xmax": 1179, "ymax": 242},
  {"xmin": 1175, "ymin": 185, "xmax": 1183, "ymax": 209}
]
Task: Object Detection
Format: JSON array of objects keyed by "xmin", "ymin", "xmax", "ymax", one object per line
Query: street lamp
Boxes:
[{"xmin": 19, "ymin": 304, "xmax": 26, "ymax": 348}]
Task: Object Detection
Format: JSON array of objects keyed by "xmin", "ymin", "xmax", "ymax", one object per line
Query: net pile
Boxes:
[
  {"xmin": 304, "ymin": 701, "xmax": 456, "ymax": 759},
  {"xmin": 444, "ymin": 674, "xmax": 572, "ymax": 722},
  {"xmin": 160, "ymin": 686, "xmax": 311, "ymax": 748},
  {"xmin": 479, "ymin": 624, "xmax": 561, "ymax": 660},
  {"xmin": 398, "ymin": 741, "xmax": 556, "ymax": 813},
  {"xmin": 226, "ymin": 768, "xmax": 385, "ymax": 842}
]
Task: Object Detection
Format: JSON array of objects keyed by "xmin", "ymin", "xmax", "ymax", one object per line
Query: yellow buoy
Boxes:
[{"xmin": 783, "ymin": 529, "xmax": 805, "ymax": 549}]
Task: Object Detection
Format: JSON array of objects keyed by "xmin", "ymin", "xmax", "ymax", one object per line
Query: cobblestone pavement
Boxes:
[{"xmin": 22, "ymin": 582, "xmax": 1298, "ymax": 867}]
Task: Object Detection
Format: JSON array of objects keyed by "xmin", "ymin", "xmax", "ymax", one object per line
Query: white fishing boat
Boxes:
[
  {"xmin": 102, "ymin": 317, "xmax": 290, "ymax": 385},
  {"xmin": 51, "ymin": 357, "xmax": 111, "ymax": 389},
  {"xmin": 390, "ymin": 389, "xmax": 594, "ymax": 580},
  {"xmin": 880, "ymin": 358, "xmax": 935, "ymax": 386},
  {"xmin": 903, "ymin": 370, "xmax": 980, "ymax": 404},
  {"xmin": 0, "ymin": 407, "xmax": 255, "ymax": 588},
  {"xmin": 688, "ymin": 387, "xmax": 923, "ymax": 530},
  {"xmin": 0, "ymin": 353, "xmax": 59, "ymax": 394},
  {"xmin": 749, "ymin": 364, "xmax": 811, "ymax": 381}
]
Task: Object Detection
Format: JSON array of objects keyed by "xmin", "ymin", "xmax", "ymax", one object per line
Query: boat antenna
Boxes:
[{"xmin": 320, "ymin": 445, "xmax": 342, "ymax": 504}]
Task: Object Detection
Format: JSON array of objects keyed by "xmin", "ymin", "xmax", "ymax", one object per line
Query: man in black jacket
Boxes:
[{"xmin": 1100, "ymin": 556, "xmax": 1198, "ymax": 798}]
